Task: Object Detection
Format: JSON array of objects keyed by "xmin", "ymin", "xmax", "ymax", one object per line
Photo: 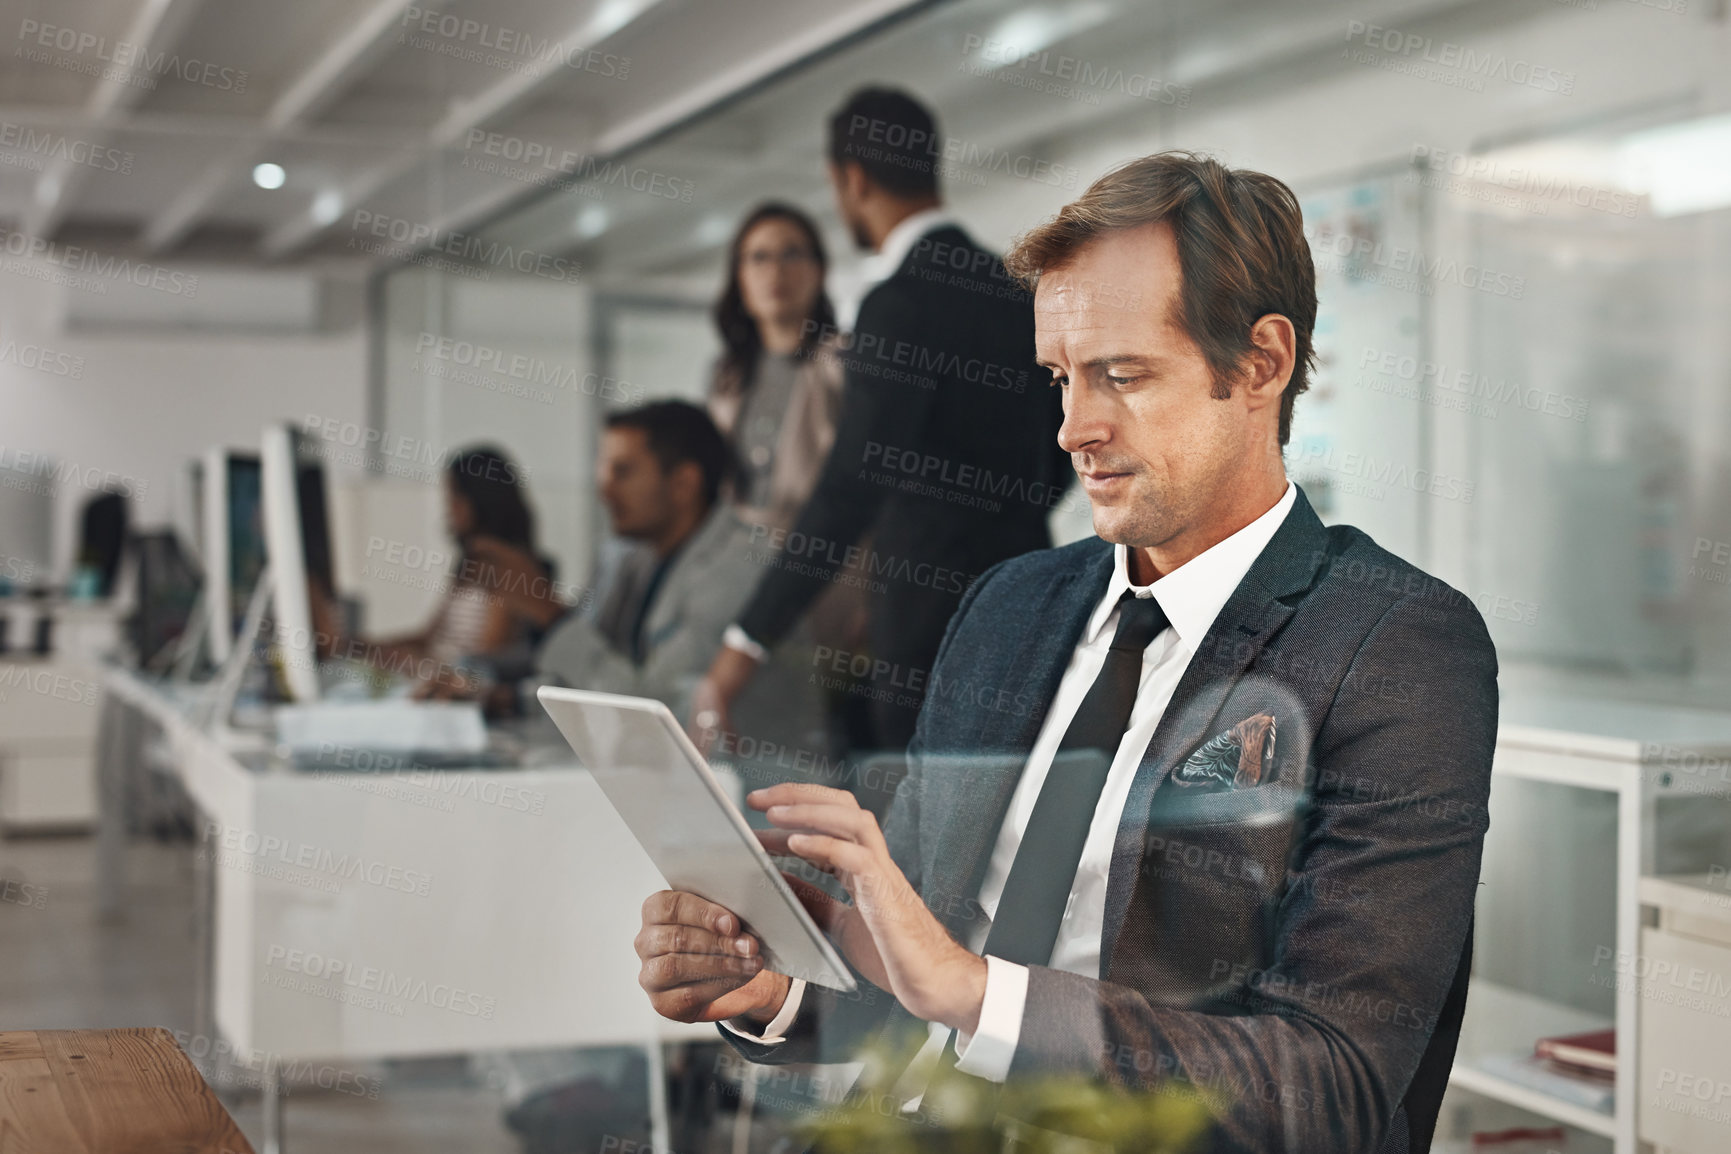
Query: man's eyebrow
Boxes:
[{"xmin": 1035, "ymin": 354, "xmax": 1157, "ymax": 371}]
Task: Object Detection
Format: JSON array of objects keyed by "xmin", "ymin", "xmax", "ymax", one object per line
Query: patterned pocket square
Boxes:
[{"xmin": 1173, "ymin": 712, "xmax": 1277, "ymax": 789}]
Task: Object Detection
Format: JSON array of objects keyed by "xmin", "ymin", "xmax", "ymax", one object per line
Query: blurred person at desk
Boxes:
[
  {"xmin": 695, "ymin": 87, "xmax": 1071, "ymax": 765},
  {"xmin": 334, "ymin": 446, "xmax": 564, "ymax": 707},
  {"xmin": 535, "ymin": 401, "xmax": 825, "ymax": 779}
]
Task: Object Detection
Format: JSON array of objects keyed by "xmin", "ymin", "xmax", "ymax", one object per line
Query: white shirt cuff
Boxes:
[
  {"xmin": 718, "ymin": 978, "xmax": 806, "ymax": 1044},
  {"xmin": 952, "ymin": 956, "xmax": 1027, "ymax": 1082},
  {"xmin": 723, "ymin": 624, "xmax": 770, "ymax": 664}
]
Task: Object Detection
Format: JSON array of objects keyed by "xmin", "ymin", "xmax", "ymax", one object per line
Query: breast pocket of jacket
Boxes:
[{"xmin": 1116, "ymin": 781, "xmax": 1308, "ymax": 1008}]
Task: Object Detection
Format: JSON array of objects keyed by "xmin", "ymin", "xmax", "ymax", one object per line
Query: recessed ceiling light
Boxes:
[
  {"xmin": 973, "ymin": 4, "xmax": 1112, "ymax": 72},
  {"xmin": 253, "ymin": 162, "xmax": 286, "ymax": 190},
  {"xmin": 590, "ymin": 0, "xmax": 650, "ymax": 39},
  {"xmin": 1617, "ymin": 112, "xmax": 1731, "ymax": 218},
  {"xmin": 312, "ymin": 190, "xmax": 342, "ymax": 224},
  {"xmin": 575, "ymin": 205, "xmax": 609, "ymax": 238},
  {"xmin": 695, "ymin": 214, "xmax": 732, "ymax": 245}
]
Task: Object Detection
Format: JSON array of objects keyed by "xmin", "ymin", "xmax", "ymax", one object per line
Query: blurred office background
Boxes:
[{"xmin": 4, "ymin": 0, "xmax": 1731, "ymax": 1151}]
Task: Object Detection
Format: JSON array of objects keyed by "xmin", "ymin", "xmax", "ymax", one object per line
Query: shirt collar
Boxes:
[
  {"xmin": 859, "ymin": 206, "xmax": 955, "ymax": 287},
  {"xmin": 1085, "ymin": 481, "xmax": 1298, "ymax": 653}
]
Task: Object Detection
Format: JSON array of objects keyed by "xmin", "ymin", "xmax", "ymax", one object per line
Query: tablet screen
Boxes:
[{"xmin": 538, "ymin": 686, "xmax": 857, "ymax": 992}]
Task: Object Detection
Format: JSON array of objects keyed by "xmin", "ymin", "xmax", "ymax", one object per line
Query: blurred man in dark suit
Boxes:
[{"xmin": 696, "ymin": 87, "xmax": 1071, "ymax": 764}]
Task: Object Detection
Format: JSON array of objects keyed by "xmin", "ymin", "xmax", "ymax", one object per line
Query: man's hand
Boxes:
[
  {"xmin": 752, "ymin": 783, "xmax": 987, "ymax": 1034},
  {"xmin": 690, "ymin": 644, "xmax": 760, "ymax": 755},
  {"xmin": 635, "ymin": 891, "xmax": 791, "ymax": 1026}
]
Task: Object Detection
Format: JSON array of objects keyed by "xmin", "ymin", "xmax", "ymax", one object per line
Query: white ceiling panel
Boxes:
[{"xmin": 0, "ymin": 0, "xmax": 929, "ymax": 266}]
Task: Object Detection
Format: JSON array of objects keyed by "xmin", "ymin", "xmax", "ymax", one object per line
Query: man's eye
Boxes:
[
  {"xmin": 1108, "ymin": 375, "xmax": 1140, "ymax": 387},
  {"xmin": 1049, "ymin": 376, "xmax": 1069, "ymax": 389}
]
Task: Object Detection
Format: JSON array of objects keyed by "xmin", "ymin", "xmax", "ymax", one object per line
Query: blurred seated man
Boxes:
[{"xmin": 537, "ymin": 401, "xmax": 827, "ymax": 783}]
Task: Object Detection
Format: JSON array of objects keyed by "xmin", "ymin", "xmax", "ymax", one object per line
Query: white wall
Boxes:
[
  {"xmin": 370, "ymin": 269, "xmax": 599, "ymax": 633},
  {"xmin": 0, "ymin": 260, "xmax": 368, "ymax": 580}
]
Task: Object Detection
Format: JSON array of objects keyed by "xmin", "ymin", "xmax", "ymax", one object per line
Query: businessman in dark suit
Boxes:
[
  {"xmin": 639, "ymin": 153, "xmax": 1498, "ymax": 1153},
  {"xmin": 697, "ymin": 87, "xmax": 1070, "ymax": 758}
]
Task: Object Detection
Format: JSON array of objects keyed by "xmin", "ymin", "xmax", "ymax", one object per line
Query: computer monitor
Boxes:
[
  {"xmin": 201, "ymin": 449, "xmax": 265, "ymax": 666},
  {"xmin": 75, "ymin": 490, "xmax": 129, "ymax": 598},
  {"xmin": 260, "ymin": 424, "xmax": 335, "ymax": 703},
  {"xmin": 128, "ymin": 529, "xmax": 203, "ymax": 671}
]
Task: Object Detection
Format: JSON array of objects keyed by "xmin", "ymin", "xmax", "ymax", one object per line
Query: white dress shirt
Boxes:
[
  {"xmin": 857, "ymin": 205, "xmax": 955, "ymax": 288},
  {"xmin": 730, "ymin": 486, "xmax": 1297, "ymax": 1087}
]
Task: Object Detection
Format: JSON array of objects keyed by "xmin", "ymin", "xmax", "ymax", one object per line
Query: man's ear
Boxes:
[
  {"xmin": 829, "ymin": 159, "xmax": 866, "ymax": 204},
  {"xmin": 1240, "ymin": 313, "xmax": 1297, "ymax": 416},
  {"xmin": 668, "ymin": 459, "xmax": 705, "ymax": 510}
]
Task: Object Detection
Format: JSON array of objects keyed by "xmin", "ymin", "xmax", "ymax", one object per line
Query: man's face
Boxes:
[
  {"xmin": 1037, "ymin": 222, "xmax": 1265, "ymax": 551},
  {"xmin": 597, "ymin": 427, "xmax": 675, "ymax": 542}
]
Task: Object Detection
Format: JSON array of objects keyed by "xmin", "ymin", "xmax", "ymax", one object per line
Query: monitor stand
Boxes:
[
  {"xmin": 197, "ymin": 561, "xmax": 274, "ymax": 733},
  {"xmin": 163, "ymin": 589, "xmax": 210, "ymax": 683}
]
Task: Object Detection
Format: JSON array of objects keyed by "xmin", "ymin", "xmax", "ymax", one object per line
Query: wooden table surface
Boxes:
[{"xmin": 0, "ymin": 1028, "xmax": 254, "ymax": 1154}]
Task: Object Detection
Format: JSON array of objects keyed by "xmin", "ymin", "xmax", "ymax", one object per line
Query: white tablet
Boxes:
[{"xmin": 537, "ymin": 686, "xmax": 857, "ymax": 993}]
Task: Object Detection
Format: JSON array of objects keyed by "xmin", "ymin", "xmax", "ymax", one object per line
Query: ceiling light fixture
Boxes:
[
  {"xmin": 1616, "ymin": 112, "xmax": 1731, "ymax": 218},
  {"xmin": 253, "ymin": 163, "xmax": 287, "ymax": 190},
  {"xmin": 576, "ymin": 205, "xmax": 609, "ymax": 239},
  {"xmin": 694, "ymin": 214, "xmax": 732, "ymax": 245},
  {"xmin": 972, "ymin": 3, "xmax": 1112, "ymax": 72}
]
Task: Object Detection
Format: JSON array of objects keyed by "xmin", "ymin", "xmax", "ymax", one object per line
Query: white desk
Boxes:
[
  {"xmin": 96, "ymin": 667, "xmax": 711, "ymax": 1153},
  {"xmin": 106, "ymin": 669, "xmax": 1731, "ymax": 1153}
]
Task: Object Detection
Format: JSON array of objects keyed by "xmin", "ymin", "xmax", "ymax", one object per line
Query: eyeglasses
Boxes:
[{"xmin": 741, "ymin": 246, "xmax": 817, "ymax": 268}]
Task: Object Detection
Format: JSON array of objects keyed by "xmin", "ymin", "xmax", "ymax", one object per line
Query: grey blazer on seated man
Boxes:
[
  {"xmin": 536, "ymin": 504, "xmax": 827, "ymax": 773},
  {"xmin": 725, "ymin": 486, "xmax": 1499, "ymax": 1154}
]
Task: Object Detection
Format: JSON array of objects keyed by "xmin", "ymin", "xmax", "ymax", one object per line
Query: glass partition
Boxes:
[
  {"xmin": 376, "ymin": 0, "xmax": 1731, "ymax": 708},
  {"xmin": 335, "ymin": 0, "xmax": 1731, "ymax": 1149}
]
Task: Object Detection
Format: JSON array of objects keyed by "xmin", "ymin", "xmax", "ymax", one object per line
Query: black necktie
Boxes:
[{"xmin": 980, "ymin": 590, "xmax": 1169, "ymax": 968}]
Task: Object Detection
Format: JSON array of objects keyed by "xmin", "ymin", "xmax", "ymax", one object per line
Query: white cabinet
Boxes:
[
  {"xmin": 0, "ymin": 658, "xmax": 105, "ymax": 830},
  {"xmin": 1637, "ymin": 875, "xmax": 1731, "ymax": 1154},
  {"xmin": 1441, "ymin": 693, "xmax": 1731, "ymax": 1154}
]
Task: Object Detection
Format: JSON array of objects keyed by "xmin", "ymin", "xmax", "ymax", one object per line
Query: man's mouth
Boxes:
[
  {"xmin": 1079, "ymin": 468, "xmax": 1129, "ymax": 478},
  {"xmin": 1079, "ymin": 469, "xmax": 1132, "ymax": 493}
]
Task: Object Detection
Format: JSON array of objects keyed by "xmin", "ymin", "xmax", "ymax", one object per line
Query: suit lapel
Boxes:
[
  {"xmin": 924, "ymin": 546, "xmax": 1113, "ymax": 933},
  {"xmin": 646, "ymin": 506, "xmax": 741, "ymax": 637},
  {"xmin": 1099, "ymin": 490, "xmax": 1331, "ymax": 967}
]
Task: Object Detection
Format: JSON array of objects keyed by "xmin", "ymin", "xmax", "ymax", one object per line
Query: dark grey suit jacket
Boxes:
[{"xmin": 726, "ymin": 486, "xmax": 1499, "ymax": 1154}]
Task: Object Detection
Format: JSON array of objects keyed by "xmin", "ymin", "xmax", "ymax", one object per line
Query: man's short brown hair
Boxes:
[{"xmin": 1005, "ymin": 151, "xmax": 1317, "ymax": 445}]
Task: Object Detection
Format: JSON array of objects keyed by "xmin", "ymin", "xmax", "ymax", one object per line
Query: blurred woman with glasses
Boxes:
[
  {"xmin": 706, "ymin": 201, "xmax": 870, "ymax": 741},
  {"xmin": 707, "ymin": 201, "xmax": 844, "ymax": 533}
]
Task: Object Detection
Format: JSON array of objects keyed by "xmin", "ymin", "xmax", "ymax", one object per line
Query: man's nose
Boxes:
[{"xmin": 1057, "ymin": 388, "xmax": 1109, "ymax": 453}]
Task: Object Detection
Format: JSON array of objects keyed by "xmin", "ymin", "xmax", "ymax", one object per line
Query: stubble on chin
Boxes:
[
  {"xmin": 1091, "ymin": 502, "xmax": 1159, "ymax": 550},
  {"xmin": 1090, "ymin": 482, "xmax": 1180, "ymax": 551}
]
